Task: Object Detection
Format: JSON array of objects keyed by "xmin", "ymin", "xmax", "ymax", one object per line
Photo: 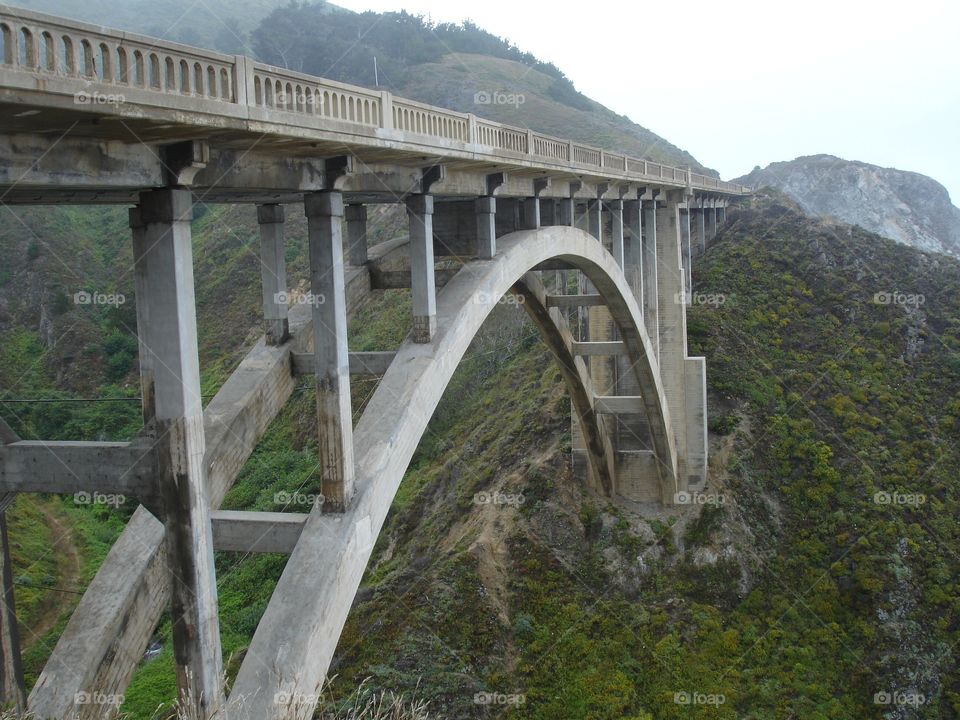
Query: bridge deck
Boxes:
[{"xmin": 0, "ymin": 7, "xmax": 750, "ymax": 204}]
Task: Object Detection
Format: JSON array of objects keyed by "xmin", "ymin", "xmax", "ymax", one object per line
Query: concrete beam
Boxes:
[
  {"xmin": 210, "ymin": 511, "xmax": 307, "ymax": 554},
  {"xmin": 571, "ymin": 341, "xmax": 628, "ymax": 356},
  {"xmin": 291, "ymin": 351, "xmax": 397, "ymax": 377},
  {"xmin": 594, "ymin": 396, "xmax": 646, "ymax": 415},
  {"xmin": 0, "ymin": 440, "xmax": 158, "ymax": 505},
  {"xmin": 545, "ymin": 294, "xmax": 604, "ymax": 308},
  {"xmin": 369, "ymin": 268, "xmax": 460, "ymax": 291}
]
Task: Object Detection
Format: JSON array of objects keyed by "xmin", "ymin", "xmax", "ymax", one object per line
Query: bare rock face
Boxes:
[{"xmin": 737, "ymin": 155, "xmax": 960, "ymax": 257}]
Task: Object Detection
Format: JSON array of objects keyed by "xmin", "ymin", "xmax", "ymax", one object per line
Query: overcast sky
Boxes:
[{"xmin": 335, "ymin": 0, "xmax": 960, "ymax": 201}]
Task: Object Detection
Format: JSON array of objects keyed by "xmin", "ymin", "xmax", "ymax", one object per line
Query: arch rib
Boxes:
[{"xmin": 226, "ymin": 225, "xmax": 677, "ymax": 718}]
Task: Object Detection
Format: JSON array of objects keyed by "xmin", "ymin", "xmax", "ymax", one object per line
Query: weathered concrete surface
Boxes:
[
  {"xmin": 210, "ymin": 511, "xmax": 307, "ymax": 554},
  {"xmin": 225, "ymin": 225, "xmax": 676, "ymax": 718}
]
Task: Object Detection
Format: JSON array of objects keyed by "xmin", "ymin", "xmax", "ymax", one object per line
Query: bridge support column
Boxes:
[
  {"xmin": 693, "ymin": 206, "xmax": 706, "ymax": 259},
  {"xmin": 257, "ymin": 203, "xmax": 290, "ymax": 345},
  {"xmin": 346, "ymin": 203, "xmax": 368, "ymax": 266},
  {"xmin": 718, "ymin": 204, "xmax": 727, "ymax": 224},
  {"xmin": 475, "ymin": 196, "xmax": 496, "ymax": 259},
  {"xmin": 680, "ymin": 207, "xmax": 692, "ymax": 295},
  {"xmin": 559, "ymin": 197, "xmax": 575, "ymax": 227},
  {"xmin": 305, "ymin": 191, "xmax": 356, "ymax": 511},
  {"xmin": 706, "ymin": 202, "xmax": 718, "ymax": 240},
  {"xmin": 642, "ymin": 199, "xmax": 660, "ymax": 363},
  {"xmin": 136, "ymin": 188, "xmax": 224, "ymax": 717},
  {"xmin": 0, "ymin": 495, "xmax": 25, "ymax": 715},
  {"xmin": 609, "ymin": 198, "xmax": 624, "ymax": 268},
  {"xmin": 540, "ymin": 198, "xmax": 559, "ymax": 226},
  {"xmin": 521, "ymin": 197, "xmax": 540, "ymax": 229},
  {"xmin": 623, "ymin": 200, "xmax": 643, "ymax": 303},
  {"xmin": 406, "ymin": 193, "xmax": 437, "ymax": 342},
  {"xmin": 655, "ymin": 194, "xmax": 707, "ymax": 496}
]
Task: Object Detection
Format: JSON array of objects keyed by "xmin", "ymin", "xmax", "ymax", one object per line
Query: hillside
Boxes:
[
  {"xmin": 11, "ymin": 0, "xmax": 284, "ymax": 53},
  {"xmin": 738, "ymin": 155, "xmax": 960, "ymax": 257},
  {"xmin": 5, "ymin": 195, "xmax": 959, "ymax": 717}
]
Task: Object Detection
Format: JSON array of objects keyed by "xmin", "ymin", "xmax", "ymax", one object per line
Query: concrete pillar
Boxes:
[
  {"xmin": 136, "ymin": 188, "xmax": 224, "ymax": 718},
  {"xmin": 521, "ymin": 197, "xmax": 540, "ymax": 229},
  {"xmin": 346, "ymin": 203, "xmax": 368, "ymax": 266},
  {"xmin": 130, "ymin": 207, "xmax": 156, "ymax": 421},
  {"xmin": 680, "ymin": 207, "xmax": 692, "ymax": 295},
  {"xmin": 406, "ymin": 193, "xmax": 437, "ymax": 342},
  {"xmin": 642, "ymin": 199, "xmax": 660, "ymax": 363},
  {"xmin": 475, "ymin": 196, "xmax": 496, "ymax": 259},
  {"xmin": 706, "ymin": 204, "xmax": 718, "ymax": 240},
  {"xmin": 609, "ymin": 198, "xmax": 624, "ymax": 268},
  {"xmin": 718, "ymin": 205, "xmax": 727, "ymax": 224},
  {"xmin": 655, "ymin": 196, "xmax": 690, "ymax": 492},
  {"xmin": 559, "ymin": 197, "xmax": 575, "ymax": 227},
  {"xmin": 587, "ymin": 199, "xmax": 603, "ymax": 244},
  {"xmin": 693, "ymin": 207, "xmax": 706, "ymax": 259},
  {"xmin": 540, "ymin": 198, "xmax": 559, "ymax": 226},
  {"xmin": 256, "ymin": 203, "xmax": 290, "ymax": 345},
  {"xmin": 304, "ymin": 191, "xmax": 355, "ymax": 512},
  {"xmin": 0, "ymin": 508, "xmax": 25, "ymax": 715},
  {"xmin": 623, "ymin": 200, "xmax": 643, "ymax": 305}
]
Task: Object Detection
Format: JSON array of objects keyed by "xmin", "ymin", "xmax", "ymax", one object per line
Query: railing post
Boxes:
[
  {"xmin": 380, "ymin": 90, "xmax": 394, "ymax": 130},
  {"xmin": 233, "ymin": 54, "xmax": 255, "ymax": 106}
]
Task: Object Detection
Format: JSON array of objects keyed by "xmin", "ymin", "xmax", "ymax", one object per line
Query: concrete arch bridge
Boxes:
[{"xmin": 0, "ymin": 8, "xmax": 746, "ymax": 718}]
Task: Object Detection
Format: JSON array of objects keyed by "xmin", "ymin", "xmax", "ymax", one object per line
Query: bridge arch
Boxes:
[{"xmin": 226, "ymin": 224, "xmax": 678, "ymax": 717}]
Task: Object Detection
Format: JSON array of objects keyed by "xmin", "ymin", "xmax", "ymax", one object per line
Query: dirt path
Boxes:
[{"xmin": 23, "ymin": 504, "xmax": 82, "ymax": 650}]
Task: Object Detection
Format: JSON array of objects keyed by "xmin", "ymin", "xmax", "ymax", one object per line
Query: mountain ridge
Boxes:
[{"xmin": 737, "ymin": 154, "xmax": 960, "ymax": 257}]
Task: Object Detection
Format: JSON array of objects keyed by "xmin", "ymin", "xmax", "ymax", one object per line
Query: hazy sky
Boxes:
[{"xmin": 335, "ymin": 0, "xmax": 960, "ymax": 201}]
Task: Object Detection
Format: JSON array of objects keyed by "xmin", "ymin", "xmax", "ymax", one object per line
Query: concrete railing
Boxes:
[{"xmin": 0, "ymin": 7, "xmax": 752, "ymax": 195}]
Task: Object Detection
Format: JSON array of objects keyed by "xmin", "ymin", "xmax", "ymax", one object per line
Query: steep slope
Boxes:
[
  {"xmin": 738, "ymin": 155, "xmax": 960, "ymax": 257},
  {"xmin": 111, "ymin": 196, "xmax": 960, "ymax": 717}
]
